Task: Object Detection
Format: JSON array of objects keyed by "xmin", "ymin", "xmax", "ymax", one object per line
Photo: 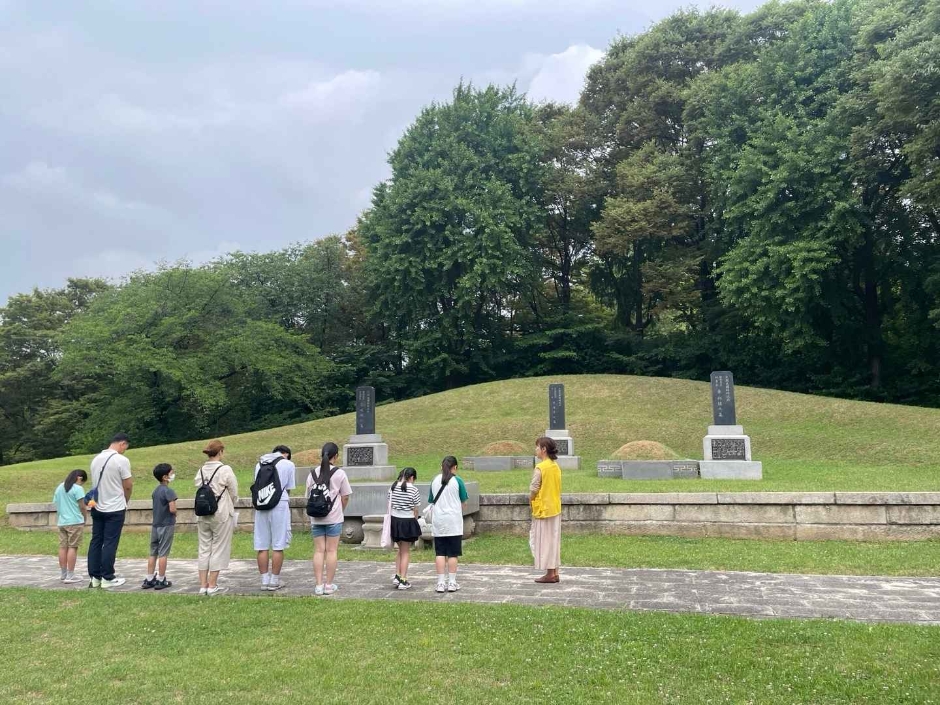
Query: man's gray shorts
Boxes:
[{"xmin": 150, "ymin": 525, "xmax": 176, "ymax": 557}]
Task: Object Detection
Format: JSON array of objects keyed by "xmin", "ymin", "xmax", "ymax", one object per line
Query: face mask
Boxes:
[{"xmin": 168, "ymin": 473, "xmax": 176, "ymax": 483}]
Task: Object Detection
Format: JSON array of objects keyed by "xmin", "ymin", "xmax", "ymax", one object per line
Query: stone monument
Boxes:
[
  {"xmin": 341, "ymin": 386, "xmax": 397, "ymax": 481},
  {"xmin": 545, "ymin": 383, "xmax": 581, "ymax": 471},
  {"xmin": 699, "ymin": 371, "xmax": 762, "ymax": 479}
]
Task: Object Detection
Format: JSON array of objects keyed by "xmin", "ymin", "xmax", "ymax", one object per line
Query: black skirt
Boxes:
[{"xmin": 391, "ymin": 516, "xmax": 422, "ymax": 543}]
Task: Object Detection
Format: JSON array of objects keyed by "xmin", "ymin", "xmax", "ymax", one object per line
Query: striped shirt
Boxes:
[{"xmin": 388, "ymin": 483, "xmax": 421, "ymax": 518}]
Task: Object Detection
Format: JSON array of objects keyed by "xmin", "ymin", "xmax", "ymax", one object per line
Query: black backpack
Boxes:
[
  {"xmin": 306, "ymin": 466, "xmax": 338, "ymax": 518},
  {"xmin": 194, "ymin": 465, "xmax": 224, "ymax": 517},
  {"xmin": 250, "ymin": 457, "xmax": 284, "ymax": 511}
]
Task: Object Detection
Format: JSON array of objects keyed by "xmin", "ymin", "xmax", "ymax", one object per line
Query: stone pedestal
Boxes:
[
  {"xmin": 360, "ymin": 514, "xmax": 387, "ymax": 549},
  {"xmin": 342, "ymin": 433, "xmax": 397, "ymax": 481},
  {"xmin": 701, "ymin": 425, "xmax": 762, "ymax": 479},
  {"xmin": 703, "ymin": 433, "xmax": 752, "ymax": 461},
  {"xmin": 545, "ymin": 429, "xmax": 582, "ymax": 471}
]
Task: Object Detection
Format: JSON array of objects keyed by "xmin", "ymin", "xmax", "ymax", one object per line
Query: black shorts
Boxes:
[
  {"xmin": 434, "ymin": 535, "xmax": 463, "ymax": 558},
  {"xmin": 391, "ymin": 516, "xmax": 421, "ymax": 544}
]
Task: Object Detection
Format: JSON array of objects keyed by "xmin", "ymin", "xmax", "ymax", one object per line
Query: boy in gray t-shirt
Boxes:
[{"xmin": 143, "ymin": 463, "xmax": 177, "ymax": 590}]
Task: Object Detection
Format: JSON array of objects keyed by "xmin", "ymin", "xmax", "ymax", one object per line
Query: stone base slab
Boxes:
[
  {"xmin": 708, "ymin": 425, "xmax": 744, "ymax": 435},
  {"xmin": 348, "ymin": 433, "xmax": 383, "ymax": 444},
  {"xmin": 462, "ymin": 456, "xmax": 534, "ymax": 472},
  {"xmin": 699, "ymin": 460, "xmax": 763, "ymax": 480},
  {"xmin": 556, "ymin": 456, "xmax": 582, "ymax": 471},
  {"xmin": 597, "ymin": 460, "xmax": 700, "ymax": 480},
  {"xmin": 343, "ymin": 465, "xmax": 398, "ymax": 481}
]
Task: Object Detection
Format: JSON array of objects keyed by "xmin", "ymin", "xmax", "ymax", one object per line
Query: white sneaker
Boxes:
[
  {"xmin": 447, "ymin": 581, "xmax": 460, "ymax": 592},
  {"xmin": 436, "ymin": 582, "xmax": 446, "ymax": 593},
  {"xmin": 88, "ymin": 577, "xmax": 101, "ymax": 588},
  {"xmin": 206, "ymin": 586, "xmax": 228, "ymax": 596},
  {"xmin": 101, "ymin": 577, "xmax": 126, "ymax": 589},
  {"xmin": 324, "ymin": 583, "xmax": 337, "ymax": 596},
  {"xmin": 314, "ymin": 584, "xmax": 324, "ymax": 596},
  {"xmin": 64, "ymin": 574, "xmax": 81, "ymax": 584},
  {"xmin": 266, "ymin": 580, "xmax": 284, "ymax": 591},
  {"xmin": 198, "ymin": 587, "xmax": 208, "ymax": 596},
  {"xmin": 393, "ymin": 574, "xmax": 401, "ymax": 587}
]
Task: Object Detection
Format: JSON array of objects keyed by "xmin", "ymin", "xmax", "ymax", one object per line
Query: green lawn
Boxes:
[
  {"xmin": 4, "ymin": 375, "xmax": 940, "ymax": 523},
  {"xmin": 4, "ymin": 528, "xmax": 939, "ymax": 577},
  {"xmin": 1, "ymin": 589, "xmax": 937, "ymax": 704}
]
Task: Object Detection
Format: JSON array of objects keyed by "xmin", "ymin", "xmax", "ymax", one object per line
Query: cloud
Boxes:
[{"xmin": 526, "ymin": 44, "xmax": 605, "ymax": 104}]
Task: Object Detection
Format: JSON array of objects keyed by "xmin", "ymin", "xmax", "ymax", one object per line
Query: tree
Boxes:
[
  {"xmin": 359, "ymin": 83, "xmax": 543, "ymax": 390},
  {"xmin": 0, "ymin": 279, "xmax": 109, "ymax": 463},
  {"xmin": 56, "ymin": 266, "xmax": 332, "ymax": 450}
]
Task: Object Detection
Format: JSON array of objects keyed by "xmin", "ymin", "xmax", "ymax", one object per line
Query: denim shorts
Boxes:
[{"xmin": 311, "ymin": 522, "xmax": 343, "ymax": 538}]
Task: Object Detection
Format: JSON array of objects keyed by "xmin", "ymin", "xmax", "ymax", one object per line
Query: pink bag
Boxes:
[{"xmin": 380, "ymin": 498, "xmax": 392, "ymax": 549}]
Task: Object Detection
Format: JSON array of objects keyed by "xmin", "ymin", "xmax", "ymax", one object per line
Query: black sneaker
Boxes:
[
  {"xmin": 154, "ymin": 578, "xmax": 172, "ymax": 591},
  {"xmin": 141, "ymin": 577, "xmax": 157, "ymax": 589},
  {"xmin": 393, "ymin": 574, "xmax": 401, "ymax": 587},
  {"xmin": 397, "ymin": 580, "xmax": 412, "ymax": 590}
]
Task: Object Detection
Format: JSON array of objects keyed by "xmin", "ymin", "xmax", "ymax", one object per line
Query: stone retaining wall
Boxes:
[
  {"xmin": 475, "ymin": 492, "xmax": 940, "ymax": 541},
  {"xmin": 6, "ymin": 481, "xmax": 481, "ymax": 544},
  {"xmin": 10, "ymin": 492, "xmax": 940, "ymax": 542}
]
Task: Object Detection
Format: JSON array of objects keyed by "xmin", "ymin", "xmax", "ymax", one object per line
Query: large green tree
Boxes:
[
  {"xmin": 56, "ymin": 266, "xmax": 332, "ymax": 451},
  {"xmin": 359, "ymin": 83, "xmax": 543, "ymax": 390},
  {"xmin": 0, "ymin": 279, "xmax": 109, "ymax": 463}
]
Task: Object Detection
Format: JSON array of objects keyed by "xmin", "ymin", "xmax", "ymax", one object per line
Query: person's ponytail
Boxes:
[
  {"xmin": 441, "ymin": 456, "xmax": 458, "ymax": 485},
  {"xmin": 320, "ymin": 441, "xmax": 339, "ymax": 480},
  {"xmin": 391, "ymin": 469, "xmax": 405, "ymax": 493},
  {"xmin": 63, "ymin": 469, "xmax": 87, "ymax": 493}
]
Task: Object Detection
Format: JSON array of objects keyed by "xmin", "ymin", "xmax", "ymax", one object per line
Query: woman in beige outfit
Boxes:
[{"xmin": 195, "ymin": 439, "xmax": 238, "ymax": 595}]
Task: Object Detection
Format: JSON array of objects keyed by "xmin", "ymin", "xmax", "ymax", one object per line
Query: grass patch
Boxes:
[
  {"xmin": 4, "ymin": 374, "xmax": 940, "ymax": 521},
  {"xmin": 1, "ymin": 588, "xmax": 937, "ymax": 704},
  {"xmin": 4, "ymin": 528, "xmax": 940, "ymax": 577}
]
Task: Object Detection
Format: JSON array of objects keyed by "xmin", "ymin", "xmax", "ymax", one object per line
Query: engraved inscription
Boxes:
[
  {"xmin": 548, "ymin": 383, "xmax": 566, "ymax": 430},
  {"xmin": 355, "ymin": 386, "xmax": 376, "ymax": 435},
  {"xmin": 512, "ymin": 456, "xmax": 533, "ymax": 469},
  {"xmin": 347, "ymin": 446, "xmax": 375, "ymax": 467},
  {"xmin": 711, "ymin": 438, "xmax": 746, "ymax": 461},
  {"xmin": 710, "ymin": 371, "xmax": 737, "ymax": 426},
  {"xmin": 554, "ymin": 439, "xmax": 570, "ymax": 456}
]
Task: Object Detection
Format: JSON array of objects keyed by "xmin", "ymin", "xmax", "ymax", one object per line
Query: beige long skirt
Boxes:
[
  {"xmin": 197, "ymin": 513, "xmax": 235, "ymax": 571},
  {"xmin": 530, "ymin": 514, "xmax": 561, "ymax": 570}
]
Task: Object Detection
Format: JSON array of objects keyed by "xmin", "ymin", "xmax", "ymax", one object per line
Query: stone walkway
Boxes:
[{"xmin": 2, "ymin": 555, "xmax": 939, "ymax": 625}]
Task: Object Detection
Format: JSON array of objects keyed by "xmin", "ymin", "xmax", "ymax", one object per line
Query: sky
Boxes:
[{"xmin": 0, "ymin": 0, "xmax": 763, "ymax": 304}]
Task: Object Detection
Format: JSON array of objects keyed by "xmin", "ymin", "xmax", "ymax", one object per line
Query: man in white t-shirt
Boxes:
[
  {"xmin": 253, "ymin": 445, "xmax": 296, "ymax": 591},
  {"xmin": 87, "ymin": 432, "xmax": 133, "ymax": 589}
]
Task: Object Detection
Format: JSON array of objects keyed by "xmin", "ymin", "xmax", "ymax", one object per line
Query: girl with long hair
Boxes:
[
  {"xmin": 389, "ymin": 467, "xmax": 421, "ymax": 589},
  {"xmin": 307, "ymin": 441, "xmax": 352, "ymax": 596},
  {"xmin": 427, "ymin": 456, "xmax": 469, "ymax": 593},
  {"xmin": 53, "ymin": 469, "xmax": 88, "ymax": 583}
]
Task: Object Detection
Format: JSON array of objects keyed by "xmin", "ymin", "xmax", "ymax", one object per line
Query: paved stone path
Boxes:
[{"xmin": 2, "ymin": 555, "xmax": 939, "ymax": 625}]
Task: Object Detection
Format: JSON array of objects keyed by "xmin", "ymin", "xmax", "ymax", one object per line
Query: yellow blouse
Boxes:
[{"xmin": 530, "ymin": 458, "xmax": 561, "ymax": 519}]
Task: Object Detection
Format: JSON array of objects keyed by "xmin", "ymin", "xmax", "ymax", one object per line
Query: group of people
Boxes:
[{"xmin": 51, "ymin": 433, "xmax": 564, "ymax": 594}]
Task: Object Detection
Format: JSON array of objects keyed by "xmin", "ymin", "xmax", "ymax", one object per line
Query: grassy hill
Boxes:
[{"xmin": 3, "ymin": 374, "xmax": 940, "ymax": 516}]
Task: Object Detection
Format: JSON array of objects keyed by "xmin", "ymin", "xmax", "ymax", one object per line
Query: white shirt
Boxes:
[{"xmin": 89, "ymin": 449, "xmax": 132, "ymax": 513}]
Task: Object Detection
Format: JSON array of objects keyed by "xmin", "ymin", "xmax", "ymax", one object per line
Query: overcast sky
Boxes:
[{"xmin": 0, "ymin": 0, "xmax": 763, "ymax": 304}]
